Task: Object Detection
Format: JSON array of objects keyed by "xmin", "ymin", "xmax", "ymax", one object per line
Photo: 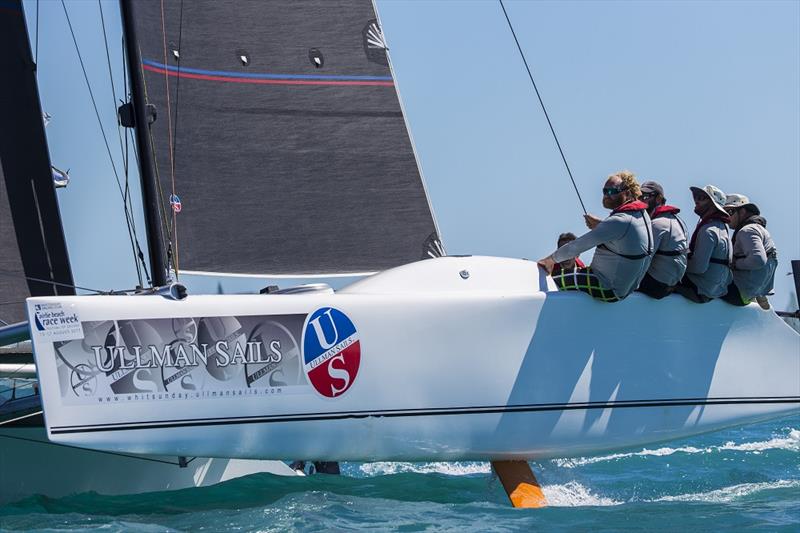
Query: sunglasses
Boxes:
[
  {"xmin": 724, "ymin": 206, "xmax": 738, "ymax": 215},
  {"xmin": 602, "ymin": 187, "xmax": 627, "ymax": 197},
  {"xmin": 640, "ymin": 192, "xmax": 656, "ymax": 200}
]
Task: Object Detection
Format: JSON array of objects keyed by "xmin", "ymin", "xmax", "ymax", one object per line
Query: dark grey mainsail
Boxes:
[
  {"xmin": 129, "ymin": 0, "xmax": 441, "ymax": 276},
  {"xmin": 0, "ymin": 0, "xmax": 74, "ymax": 325},
  {"xmin": 0, "ymin": 165, "xmax": 29, "ymax": 325}
]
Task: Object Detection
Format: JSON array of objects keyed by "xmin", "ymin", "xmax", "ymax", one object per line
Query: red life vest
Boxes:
[
  {"xmin": 598, "ymin": 200, "xmax": 652, "ymax": 260},
  {"xmin": 611, "ymin": 200, "xmax": 648, "ymax": 214},
  {"xmin": 689, "ymin": 211, "xmax": 730, "ymax": 253},
  {"xmin": 652, "ymin": 205, "xmax": 680, "ymax": 218},
  {"xmin": 650, "ymin": 205, "xmax": 687, "ymax": 257}
]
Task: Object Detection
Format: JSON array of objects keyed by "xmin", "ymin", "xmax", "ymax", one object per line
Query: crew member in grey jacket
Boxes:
[
  {"xmin": 721, "ymin": 194, "xmax": 777, "ymax": 309},
  {"xmin": 538, "ymin": 171, "xmax": 653, "ymax": 302},
  {"xmin": 676, "ymin": 185, "xmax": 732, "ymax": 303},
  {"xmin": 637, "ymin": 181, "xmax": 688, "ymax": 299}
]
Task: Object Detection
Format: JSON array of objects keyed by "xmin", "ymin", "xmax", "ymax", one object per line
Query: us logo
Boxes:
[{"xmin": 302, "ymin": 307, "xmax": 360, "ymax": 398}]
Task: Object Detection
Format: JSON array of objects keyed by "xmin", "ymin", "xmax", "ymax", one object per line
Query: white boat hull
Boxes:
[{"xmin": 26, "ymin": 256, "xmax": 800, "ymax": 461}]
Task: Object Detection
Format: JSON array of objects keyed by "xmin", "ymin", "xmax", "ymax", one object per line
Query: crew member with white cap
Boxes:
[
  {"xmin": 637, "ymin": 180, "xmax": 688, "ymax": 299},
  {"xmin": 721, "ymin": 194, "xmax": 777, "ymax": 309},
  {"xmin": 675, "ymin": 184, "xmax": 732, "ymax": 303}
]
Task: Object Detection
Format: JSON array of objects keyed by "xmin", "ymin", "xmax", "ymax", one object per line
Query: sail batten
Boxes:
[{"xmin": 132, "ymin": 0, "xmax": 441, "ymax": 277}]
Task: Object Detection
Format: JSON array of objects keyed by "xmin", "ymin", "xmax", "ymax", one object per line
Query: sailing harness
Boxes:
[
  {"xmin": 731, "ymin": 215, "xmax": 777, "ymax": 266},
  {"xmin": 651, "ymin": 205, "xmax": 688, "ymax": 257},
  {"xmin": 596, "ymin": 200, "xmax": 653, "ymax": 260},
  {"xmin": 732, "ymin": 215, "xmax": 767, "ymax": 245},
  {"xmin": 688, "ymin": 211, "xmax": 731, "ymax": 266}
]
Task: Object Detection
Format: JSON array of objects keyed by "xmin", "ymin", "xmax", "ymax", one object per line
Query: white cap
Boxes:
[
  {"xmin": 723, "ymin": 193, "xmax": 760, "ymax": 215},
  {"xmin": 690, "ymin": 184, "xmax": 728, "ymax": 216}
]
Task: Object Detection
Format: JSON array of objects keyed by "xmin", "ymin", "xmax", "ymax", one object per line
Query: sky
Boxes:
[{"xmin": 22, "ymin": 0, "xmax": 800, "ymax": 309}]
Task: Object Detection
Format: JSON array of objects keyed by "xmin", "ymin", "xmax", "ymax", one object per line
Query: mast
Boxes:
[{"xmin": 119, "ymin": 0, "xmax": 168, "ymax": 287}]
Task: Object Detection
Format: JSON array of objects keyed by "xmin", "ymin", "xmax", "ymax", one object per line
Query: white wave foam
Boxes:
[
  {"xmin": 718, "ymin": 429, "xmax": 800, "ymax": 453},
  {"xmin": 359, "ymin": 461, "xmax": 491, "ymax": 477},
  {"xmin": 553, "ymin": 428, "xmax": 800, "ymax": 468},
  {"xmin": 543, "ymin": 481, "xmax": 622, "ymax": 507},
  {"xmin": 358, "ymin": 464, "xmax": 621, "ymax": 507},
  {"xmin": 653, "ymin": 480, "xmax": 800, "ymax": 503},
  {"xmin": 553, "ymin": 446, "xmax": 709, "ymax": 468}
]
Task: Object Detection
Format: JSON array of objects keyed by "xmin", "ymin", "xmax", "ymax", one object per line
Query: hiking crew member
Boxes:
[
  {"xmin": 676, "ymin": 185, "xmax": 732, "ymax": 303},
  {"xmin": 538, "ymin": 171, "xmax": 653, "ymax": 302},
  {"xmin": 721, "ymin": 194, "xmax": 778, "ymax": 309},
  {"xmin": 551, "ymin": 232, "xmax": 586, "ymax": 277},
  {"xmin": 637, "ymin": 181, "xmax": 688, "ymax": 299}
]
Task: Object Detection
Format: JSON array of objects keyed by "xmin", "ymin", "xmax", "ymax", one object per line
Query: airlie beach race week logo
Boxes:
[
  {"xmin": 33, "ymin": 302, "xmax": 83, "ymax": 342},
  {"xmin": 302, "ymin": 307, "xmax": 361, "ymax": 398}
]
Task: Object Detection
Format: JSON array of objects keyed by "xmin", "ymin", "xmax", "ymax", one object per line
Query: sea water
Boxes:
[{"xmin": 1, "ymin": 414, "xmax": 797, "ymax": 531}]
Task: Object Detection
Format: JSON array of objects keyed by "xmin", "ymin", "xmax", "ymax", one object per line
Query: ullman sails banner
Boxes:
[{"xmin": 47, "ymin": 308, "xmax": 361, "ymax": 406}]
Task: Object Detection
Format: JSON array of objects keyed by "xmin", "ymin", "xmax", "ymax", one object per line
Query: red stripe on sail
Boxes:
[{"xmin": 142, "ymin": 64, "xmax": 395, "ymax": 87}]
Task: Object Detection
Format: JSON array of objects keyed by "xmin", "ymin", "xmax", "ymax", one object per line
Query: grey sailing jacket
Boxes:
[
  {"xmin": 731, "ymin": 218, "xmax": 777, "ymax": 300},
  {"xmin": 686, "ymin": 219, "xmax": 732, "ymax": 298},
  {"xmin": 553, "ymin": 206, "xmax": 653, "ymax": 299},
  {"xmin": 647, "ymin": 208, "xmax": 688, "ymax": 286}
]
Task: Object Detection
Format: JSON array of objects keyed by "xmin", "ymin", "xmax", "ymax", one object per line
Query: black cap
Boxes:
[{"xmin": 641, "ymin": 181, "xmax": 664, "ymax": 196}]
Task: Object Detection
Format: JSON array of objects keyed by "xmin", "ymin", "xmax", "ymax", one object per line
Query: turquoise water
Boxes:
[{"xmin": 1, "ymin": 415, "xmax": 798, "ymax": 531}]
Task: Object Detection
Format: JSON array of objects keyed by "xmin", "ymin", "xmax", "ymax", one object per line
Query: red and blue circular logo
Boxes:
[{"xmin": 302, "ymin": 307, "xmax": 360, "ymax": 398}]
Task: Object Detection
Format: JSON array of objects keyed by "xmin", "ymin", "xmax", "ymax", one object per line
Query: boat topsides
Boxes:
[
  {"xmin": 341, "ymin": 255, "xmax": 556, "ymax": 294},
  {"xmin": 24, "ymin": 255, "xmax": 800, "ymax": 461}
]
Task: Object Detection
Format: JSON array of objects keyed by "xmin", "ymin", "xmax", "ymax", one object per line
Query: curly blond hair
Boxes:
[{"xmin": 609, "ymin": 170, "xmax": 641, "ymax": 199}]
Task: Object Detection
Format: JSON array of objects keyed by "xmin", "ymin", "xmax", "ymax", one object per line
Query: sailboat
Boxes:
[
  {"xmin": 4, "ymin": 0, "xmax": 799, "ymax": 508},
  {"xmin": 0, "ymin": 0, "xmax": 296, "ymax": 505}
]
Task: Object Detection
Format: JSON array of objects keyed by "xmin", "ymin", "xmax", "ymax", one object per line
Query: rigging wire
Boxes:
[
  {"xmin": 61, "ymin": 0, "xmax": 146, "ymax": 272},
  {"xmin": 158, "ymin": 0, "xmax": 183, "ymax": 278},
  {"xmin": 134, "ymin": 39, "xmax": 176, "ymax": 281},
  {"xmin": 98, "ymin": 0, "xmax": 144, "ymax": 287},
  {"xmin": 125, "ymin": 130, "xmax": 151, "ymax": 286},
  {"xmin": 0, "ymin": 269, "xmax": 114, "ymax": 294},
  {"xmin": 170, "ymin": 0, "xmax": 185, "ymax": 276},
  {"xmin": 0, "ymin": 368, "xmax": 34, "ymax": 392},
  {"xmin": 0, "ymin": 380, "xmax": 36, "ymax": 401},
  {"xmin": 121, "ymin": 34, "xmax": 152, "ymax": 285},
  {"xmin": 0, "ymin": 410, "xmax": 42, "ymax": 427},
  {"xmin": 498, "ymin": 0, "xmax": 587, "ymax": 215},
  {"xmin": 139, "ymin": 72, "xmax": 175, "ymax": 277},
  {"xmin": 97, "ymin": 0, "xmax": 127, "ymax": 187}
]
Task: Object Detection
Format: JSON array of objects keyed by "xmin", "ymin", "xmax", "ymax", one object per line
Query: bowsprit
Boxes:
[{"xmin": 302, "ymin": 307, "xmax": 360, "ymax": 398}]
